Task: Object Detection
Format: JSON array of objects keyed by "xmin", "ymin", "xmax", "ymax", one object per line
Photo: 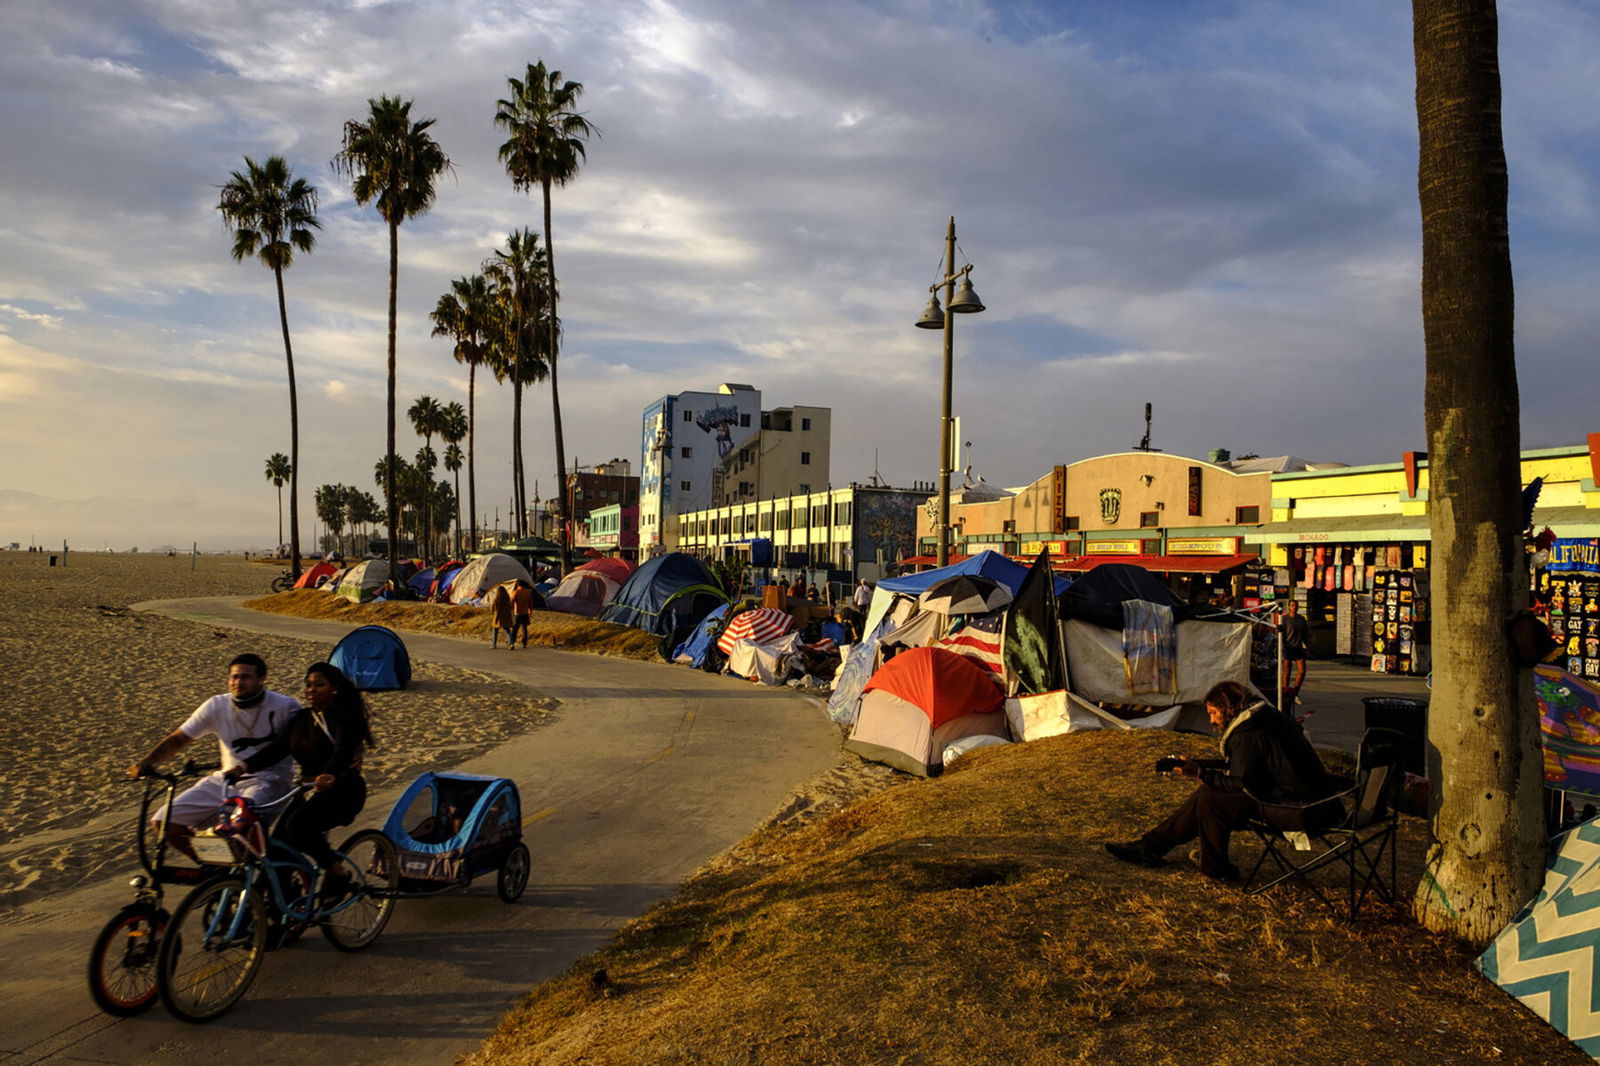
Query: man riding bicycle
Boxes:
[{"xmin": 128, "ymin": 653, "xmax": 298, "ymax": 863}]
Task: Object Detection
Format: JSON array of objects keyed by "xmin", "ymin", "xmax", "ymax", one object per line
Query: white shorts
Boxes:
[{"xmin": 156, "ymin": 771, "xmax": 297, "ymax": 829}]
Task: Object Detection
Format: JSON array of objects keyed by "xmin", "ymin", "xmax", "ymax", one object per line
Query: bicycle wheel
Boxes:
[
  {"xmin": 265, "ymin": 865, "xmax": 314, "ymax": 950},
  {"xmin": 270, "ymin": 575, "xmax": 292, "ymax": 593},
  {"xmin": 497, "ymin": 843, "xmax": 530, "ymax": 903},
  {"xmin": 87, "ymin": 904, "xmax": 167, "ymax": 1016},
  {"xmin": 158, "ymin": 877, "xmax": 267, "ymax": 1022},
  {"xmin": 321, "ymin": 830, "xmax": 398, "ymax": 951}
]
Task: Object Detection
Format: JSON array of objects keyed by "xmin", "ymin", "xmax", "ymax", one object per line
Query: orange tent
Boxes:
[{"xmin": 862, "ymin": 646, "xmax": 1004, "ymax": 729}]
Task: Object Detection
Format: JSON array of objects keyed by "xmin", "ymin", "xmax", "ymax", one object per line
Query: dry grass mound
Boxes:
[
  {"xmin": 244, "ymin": 589, "xmax": 662, "ymax": 660},
  {"xmin": 465, "ymin": 730, "xmax": 1579, "ymax": 1066}
]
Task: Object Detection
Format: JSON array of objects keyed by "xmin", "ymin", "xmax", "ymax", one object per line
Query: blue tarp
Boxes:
[
  {"xmin": 329, "ymin": 624, "xmax": 412, "ymax": 691},
  {"xmin": 599, "ymin": 552, "xmax": 730, "ymax": 637},
  {"xmin": 672, "ymin": 602, "xmax": 732, "ymax": 667},
  {"xmin": 407, "ymin": 568, "xmax": 436, "ymax": 597},
  {"xmin": 878, "ymin": 550, "xmax": 1071, "ymax": 597}
]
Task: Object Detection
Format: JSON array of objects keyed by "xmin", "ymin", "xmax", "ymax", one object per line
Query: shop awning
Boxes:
[
  {"xmin": 1531, "ymin": 507, "xmax": 1600, "ymax": 536},
  {"xmin": 1244, "ymin": 514, "xmax": 1432, "ymax": 544},
  {"xmin": 1055, "ymin": 553, "xmax": 1258, "ymax": 574},
  {"xmin": 901, "ymin": 553, "xmax": 974, "ymax": 567}
]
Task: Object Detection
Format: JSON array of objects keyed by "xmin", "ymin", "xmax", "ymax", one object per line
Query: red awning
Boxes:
[{"xmin": 1055, "ymin": 553, "xmax": 1258, "ymax": 574}]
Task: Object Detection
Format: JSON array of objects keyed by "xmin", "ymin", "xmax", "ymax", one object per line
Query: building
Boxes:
[
  {"xmin": 563, "ymin": 457, "xmax": 639, "ymax": 547},
  {"xmin": 638, "ymin": 384, "xmax": 832, "ymax": 554},
  {"xmin": 673, "ymin": 483, "xmax": 929, "ymax": 583},
  {"xmin": 586, "ymin": 503, "xmax": 639, "ymax": 560},
  {"xmin": 716, "ymin": 406, "xmax": 831, "ymax": 506}
]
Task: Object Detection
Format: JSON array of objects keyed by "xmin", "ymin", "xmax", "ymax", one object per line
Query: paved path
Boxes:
[{"xmin": 1, "ymin": 598, "xmax": 842, "ymax": 1066}]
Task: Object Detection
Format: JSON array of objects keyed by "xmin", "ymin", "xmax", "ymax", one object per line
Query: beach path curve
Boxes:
[{"xmin": 0, "ymin": 596, "xmax": 842, "ymax": 1065}]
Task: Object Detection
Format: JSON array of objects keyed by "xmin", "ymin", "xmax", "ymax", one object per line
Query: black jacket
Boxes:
[
  {"xmin": 242, "ymin": 706, "xmax": 365, "ymax": 782},
  {"xmin": 1202, "ymin": 703, "xmax": 1337, "ymax": 806}
]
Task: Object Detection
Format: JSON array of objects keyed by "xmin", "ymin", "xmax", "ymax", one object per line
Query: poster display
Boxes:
[{"xmin": 1369, "ymin": 569, "xmax": 1430, "ymax": 676}]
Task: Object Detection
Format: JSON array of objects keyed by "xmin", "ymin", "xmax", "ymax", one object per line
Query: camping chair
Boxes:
[{"xmin": 1242, "ymin": 727, "xmax": 1406, "ymax": 920}]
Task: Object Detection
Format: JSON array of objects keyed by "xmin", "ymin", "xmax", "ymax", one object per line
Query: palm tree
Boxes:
[
  {"xmin": 264, "ymin": 453, "xmax": 291, "ymax": 553},
  {"xmin": 408, "ymin": 395, "xmax": 444, "ymax": 560},
  {"xmin": 220, "ymin": 157, "xmax": 319, "ymax": 578},
  {"xmin": 483, "ymin": 231, "xmax": 552, "ymax": 536},
  {"xmin": 1410, "ymin": 0, "xmax": 1539, "ymax": 942},
  {"xmin": 441, "ymin": 402, "xmax": 468, "ymax": 555},
  {"xmin": 496, "ymin": 61, "xmax": 595, "ymax": 574},
  {"xmin": 431, "ymin": 273, "xmax": 493, "ymax": 555},
  {"xmin": 333, "ymin": 95, "xmax": 452, "ymax": 577}
]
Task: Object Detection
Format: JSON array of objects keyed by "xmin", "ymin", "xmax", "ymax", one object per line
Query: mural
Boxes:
[
  {"xmin": 858, "ymin": 491, "xmax": 920, "ymax": 565},
  {"xmin": 695, "ymin": 403, "xmax": 742, "ymax": 459}
]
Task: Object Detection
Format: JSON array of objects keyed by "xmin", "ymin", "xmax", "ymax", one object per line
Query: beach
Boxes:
[{"xmin": 0, "ymin": 550, "xmax": 557, "ymax": 912}]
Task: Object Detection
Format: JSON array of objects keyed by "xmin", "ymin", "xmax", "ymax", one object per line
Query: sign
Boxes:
[
  {"xmin": 1099, "ymin": 487, "xmax": 1122, "ymax": 525},
  {"xmin": 1021, "ymin": 540, "xmax": 1069, "ymax": 557},
  {"xmin": 1052, "ymin": 465, "xmax": 1066, "ymax": 533},
  {"xmin": 1168, "ymin": 537, "xmax": 1239, "ymax": 555},
  {"xmin": 1088, "ymin": 539, "xmax": 1149, "ymax": 555},
  {"xmin": 966, "ymin": 542, "xmax": 1008, "ymax": 555},
  {"xmin": 1549, "ymin": 538, "xmax": 1600, "ymax": 574},
  {"xmin": 1188, "ymin": 465, "xmax": 1203, "ymax": 516}
]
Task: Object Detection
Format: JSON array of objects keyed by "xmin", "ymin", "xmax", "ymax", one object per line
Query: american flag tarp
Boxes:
[
  {"xmin": 934, "ymin": 611, "xmax": 1006, "ymax": 687},
  {"xmin": 717, "ymin": 607, "xmax": 795, "ymax": 655}
]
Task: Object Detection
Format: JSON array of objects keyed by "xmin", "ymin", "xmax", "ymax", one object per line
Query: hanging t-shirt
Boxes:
[{"xmin": 179, "ymin": 691, "xmax": 300, "ymax": 781}]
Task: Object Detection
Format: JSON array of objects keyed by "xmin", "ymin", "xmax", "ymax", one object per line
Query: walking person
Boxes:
[
  {"xmin": 511, "ymin": 579, "xmax": 535, "ymax": 648},
  {"xmin": 489, "ymin": 582, "xmax": 515, "ymax": 648},
  {"xmin": 1280, "ymin": 599, "xmax": 1310, "ymax": 705}
]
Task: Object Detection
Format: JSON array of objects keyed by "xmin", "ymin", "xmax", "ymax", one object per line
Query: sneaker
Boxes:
[{"xmin": 1105, "ymin": 841, "xmax": 1168, "ymax": 868}]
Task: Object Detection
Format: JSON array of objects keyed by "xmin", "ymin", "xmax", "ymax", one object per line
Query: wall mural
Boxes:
[{"xmin": 859, "ymin": 492, "xmax": 920, "ymax": 564}]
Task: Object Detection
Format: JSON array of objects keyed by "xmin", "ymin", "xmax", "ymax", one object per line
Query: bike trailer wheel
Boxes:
[
  {"xmin": 87, "ymin": 903, "xmax": 168, "ymax": 1016},
  {"xmin": 157, "ymin": 877, "xmax": 267, "ymax": 1022},
  {"xmin": 321, "ymin": 830, "xmax": 399, "ymax": 952},
  {"xmin": 497, "ymin": 842, "xmax": 530, "ymax": 903}
]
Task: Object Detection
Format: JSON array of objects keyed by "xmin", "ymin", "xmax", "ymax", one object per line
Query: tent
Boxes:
[
  {"xmin": 598, "ymin": 553, "xmax": 730, "ymax": 637},
  {"xmin": 876, "ymin": 550, "xmax": 1033, "ymax": 598},
  {"xmin": 672, "ymin": 603, "xmax": 733, "ymax": 668},
  {"xmin": 449, "ymin": 553, "xmax": 535, "ymax": 605},
  {"xmin": 1479, "ymin": 817, "xmax": 1600, "ymax": 1056},
  {"xmin": 1059, "ymin": 563, "xmax": 1189, "ymax": 628},
  {"xmin": 716, "ymin": 607, "xmax": 794, "ymax": 655},
  {"xmin": 329, "ymin": 625, "xmax": 412, "ymax": 690},
  {"xmin": 577, "ymin": 557, "xmax": 634, "ymax": 585},
  {"xmin": 546, "ymin": 568, "xmax": 623, "ymax": 618},
  {"xmin": 293, "ymin": 562, "xmax": 338, "ymax": 589},
  {"xmin": 406, "ymin": 567, "xmax": 437, "ymax": 598},
  {"xmin": 433, "ymin": 561, "xmax": 466, "ymax": 599},
  {"xmin": 334, "ymin": 559, "xmax": 390, "ymax": 603},
  {"xmin": 844, "ymin": 647, "xmax": 1008, "ymax": 776}
]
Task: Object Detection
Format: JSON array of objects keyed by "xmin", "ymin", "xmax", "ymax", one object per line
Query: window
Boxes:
[
  {"xmin": 1236, "ymin": 505, "xmax": 1261, "ymax": 524},
  {"xmin": 801, "ymin": 451, "xmax": 811, "ymax": 465},
  {"xmin": 760, "ymin": 511, "xmax": 773, "ymax": 531},
  {"xmin": 1140, "ymin": 511, "xmax": 1160, "ymax": 528},
  {"xmin": 740, "ymin": 414, "xmax": 751, "ymax": 427},
  {"xmin": 778, "ymin": 509, "xmax": 790, "ymax": 530},
  {"xmin": 1002, "ymin": 519, "xmax": 1016, "ymax": 533},
  {"xmin": 681, "ymin": 446, "xmax": 693, "ymax": 459},
  {"xmin": 739, "ymin": 481, "xmax": 752, "ymax": 496},
  {"xmin": 734, "ymin": 515, "xmax": 745, "ymax": 535},
  {"xmin": 1064, "ymin": 516, "xmax": 1080, "ymax": 530},
  {"xmin": 801, "ymin": 417, "xmax": 812, "ymax": 431},
  {"xmin": 834, "ymin": 501, "xmax": 852, "ymax": 526},
  {"xmin": 798, "ymin": 483, "xmax": 810, "ymax": 494},
  {"xmin": 680, "ymin": 480, "xmax": 692, "ymax": 492},
  {"xmin": 812, "ymin": 504, "xmax": 828, "ymax": 527},
  {"xmin": 683, "ymin": 409, "xmax": 693, "ymax": 422},
  {"xmin": 794, "ymin": 506, "xmax": 808, "ymax": 529}
]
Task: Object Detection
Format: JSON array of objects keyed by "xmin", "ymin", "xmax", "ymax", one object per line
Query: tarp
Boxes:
[
  {"xmin": 727, "ymin": 631, "xmax": 803, "ymax": 684},
  {"xmin": 1062, "ymin": 617, "xmax": 1251, "ymax": 708},
  {"xmin": 1536, "ymin": 666, "xmax": 1600, "ymax": 793},
  {"xmin": 449, "ymin": 553, "xmax": 535, "ymax": 605},
  {"xmin": 334, "ymin": 559, "xmax": 390, "ymax": 603},
  {"xmin": 329, "ymin": 624, "xmax": 412, "ymax": 690},
  {"xmin": 1479, "ymin": 818, "xmax": 1600, "ymax": 1056},
  {"xmin": 862, "ymin": 646, "xmax": 1004, "ymax": 729},
  {"xmin": 1005, "ymin": 551, "xmax": 1065, "ymax": 695},
  {"xmin": 406, "ymin": 567, "xmax": 437, "ymax": 598},
  {"xmin": 1058, "ymin": 562, "xmax": 1189, "ymax": 628},
  {"xmin": 878, "ymin": 550, "xmax": 1032, "ymax": 597},
  {"xmin": 717, "ymin": 607, "xmax": 794, "ymax": 655},
  {"xmin": 598, "ymin": 552, "xmax": 729, "ymax": 637},
  {"xmin": 293, "ymin": 562, "xmax": 338, "ymax": 589},
  {"xmin": 672, "ymin": 603, "xmax": 732, "ymax": 667}
]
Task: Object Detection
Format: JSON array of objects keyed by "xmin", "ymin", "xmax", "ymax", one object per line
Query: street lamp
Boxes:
[{"xmin": 915, "ymin": 215, "xmax": 985, "ymax": 567}]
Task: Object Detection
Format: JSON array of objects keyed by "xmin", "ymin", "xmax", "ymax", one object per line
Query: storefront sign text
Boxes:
[
  {"xmin": 1549, "ymin": 538, "xmax": 1600, "ymax": 574},
  {"xmin": 1090, "ymin": 539, "xmax": 1148, "ymax": 555},
  {"xmin": 1168, "ymin": 537, "xmax": 1239, "ymax": 555}
]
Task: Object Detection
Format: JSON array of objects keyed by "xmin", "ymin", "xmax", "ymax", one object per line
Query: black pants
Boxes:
[
  {"xmin": 1141, "ymin": 785, "xmax": 1257, "ymax": 879},
  {"xmin": 276, "ymin": 776, "xmax": 366, "ymax": 869}
]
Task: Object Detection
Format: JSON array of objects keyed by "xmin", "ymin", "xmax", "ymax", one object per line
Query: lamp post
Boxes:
[{"xmin": 915, "ymin": 215, "xmax": 985, "ymax": 567}]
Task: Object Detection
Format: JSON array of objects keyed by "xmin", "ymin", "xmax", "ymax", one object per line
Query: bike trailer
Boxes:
[{"xmin": 382, "ymin": 772, "xmax": 522, "ymax": 892}]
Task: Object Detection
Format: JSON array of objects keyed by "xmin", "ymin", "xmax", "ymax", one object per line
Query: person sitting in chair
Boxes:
[{"xmin": 1104, "ymin": 681, "xmax": 1341, "ymax": 883}]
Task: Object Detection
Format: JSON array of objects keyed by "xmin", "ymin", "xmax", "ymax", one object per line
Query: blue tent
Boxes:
[
  {"xmin": 878, "ymin": 550, "xmax": 1070, "ymax": 597},
  {"xmin": 671, "ymin": 602, "xmax": 732, "ymax": 667},
  {"xmin": 329, "ymin": 625, "xmax": 412, "ymax": 690},
  {"xmin": 406, "ymin": 567, "xmax": 436, "ymax": 598},
  {"xmin": 599, "ymin": 553, "xmax": 730, "ymax": 637}
]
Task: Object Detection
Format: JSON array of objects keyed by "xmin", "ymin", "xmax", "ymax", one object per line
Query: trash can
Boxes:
[
  {"xmin": 49, "ymin": 554, "xmax": 58, "ymax": 566},
  {"xmin": 1362, "ymin": 696, "xmax": 1428, "ymax": 776}
]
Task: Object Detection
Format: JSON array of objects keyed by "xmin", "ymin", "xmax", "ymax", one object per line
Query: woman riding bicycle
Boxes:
[{"xmin": 226, "ymin": 662, "xmax": 375, "ymax": 894}]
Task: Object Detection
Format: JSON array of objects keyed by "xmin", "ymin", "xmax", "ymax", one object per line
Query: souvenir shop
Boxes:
[
  {"xmin": 1268, "ymin": 541, "xmax": 1432, "ymax": 676},
  {"xmin": 1538, "ymin": 537, "xmax": 1600, "ymax": 682}
]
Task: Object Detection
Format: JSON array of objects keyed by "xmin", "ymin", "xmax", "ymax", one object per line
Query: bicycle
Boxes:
[
  {"xmin": 154, "ymin": 779, "xmax": 399, "ymax": 1022},
  {"xmin": 270, "ymin": 570, "xmax": 295, "ymax": 593},
  {"xmin": 87, "ymin": 759, "xmax": 226, "ymax": 1016}
]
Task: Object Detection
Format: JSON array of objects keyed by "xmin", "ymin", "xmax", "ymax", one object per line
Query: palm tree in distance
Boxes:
[
  {"xmin": 333, "ymin": 95, "xmax": 452, "ymax": 577},
  {"xmin": 484, "ymin": 230, "xmax": 552, "ymax": 537},
  {"xmin": 220, "ymin": 156, "xmax": 319, "ymax": 578},
  {"xmin": 496, "ymin": 60, "xmax": 595, "ymax": 574},
  {"xmin": 408, "ymin": 394, "xmax": 443, "ymax": 561},
  {"xmin": 430, "ymin": 273, "xmax": 492, "ymax": 555},
  {"xmin": 264, "ymin": 452, "xmax": 291, "ymax": 553},
  {"xmin": 441, "ymin": 402, "xmax": 468, "ymax": 555}
]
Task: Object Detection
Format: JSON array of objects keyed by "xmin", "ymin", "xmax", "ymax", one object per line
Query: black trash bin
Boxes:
[{"xmin": 1363, "ymin": 696, "xmax": 1428, "ymax": 776}]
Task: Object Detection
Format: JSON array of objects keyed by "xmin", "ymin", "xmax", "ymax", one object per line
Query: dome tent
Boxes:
[
  {"xmin": 449, "ymin": 553, "xmax": 535, "ymax": 605},
  {"xmin": 598, "ymin": 553, "xmax": 729, "ymax": 637},
  {"xmin": 329, "ymin": 625, "xmax": 412, "ymax": 690}
]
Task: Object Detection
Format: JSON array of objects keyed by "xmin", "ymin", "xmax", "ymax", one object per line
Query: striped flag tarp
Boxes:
[
  {"xmin": 1479, "ymin": 818, "xmax": 1600, "ymax": 1055},
  {"xmin": 717, "ymin": 607, "xmax": 795, "ymax": 655},
  {"xmin": 934, "ymin": 612, "xmax": 1006, "ymax": 688}
]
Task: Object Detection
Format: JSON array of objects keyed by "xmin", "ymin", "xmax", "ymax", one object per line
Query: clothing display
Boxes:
[{"xmin": 1369, "ymin": 569, "xmax": 1430, "ymax": 675}]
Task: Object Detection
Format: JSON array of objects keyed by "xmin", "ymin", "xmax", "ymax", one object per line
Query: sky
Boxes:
[{"xmin": 2, "ymin": 0, "xmax": 1597, "ymax": 551}]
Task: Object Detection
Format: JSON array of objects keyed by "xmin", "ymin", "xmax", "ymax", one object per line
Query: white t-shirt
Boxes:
[{"xmin": 179, "ymin": 691, "xmax": 300, "ymax": 781}]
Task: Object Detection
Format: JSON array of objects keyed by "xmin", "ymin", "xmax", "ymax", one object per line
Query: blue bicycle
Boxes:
[{"xmin": 154, "ymin": 780, "xmax": 399, "ymax": 1022}]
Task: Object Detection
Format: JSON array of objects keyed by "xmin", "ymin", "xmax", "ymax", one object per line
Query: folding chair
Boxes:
[{"xmin": 1242, "ymin": 727, "xmax": 1406, "ymax": 919}]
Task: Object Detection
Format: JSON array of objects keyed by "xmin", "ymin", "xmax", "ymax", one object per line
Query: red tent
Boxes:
[
  {"xmin": 863, "ymin": 646, "xmax": 1004, "ymax": 729},
  {"xmin": 293, "ymin": 562, "xmax": 337, "ymax": 589},
  {"xmin": 576, "ymin": 557, "xmax": 634, "ymax": 585}
]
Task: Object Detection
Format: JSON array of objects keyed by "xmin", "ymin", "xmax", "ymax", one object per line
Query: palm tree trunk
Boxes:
[
  {"xmin": 1411, "ymin": 0, "xmax": 1541, "ymax": 942},
  {"xmin": 543, "ymin": 177, "xmax": 572, "ymax": 576},
  {"xmin": 468, "ymin": 364, "xmax": 478, "ymax": 554},
  {"xmin": 453, "ymin": 467, "xmax": 463, "ymax": 557},
  {"xmin": 275, "ymin": 483, "xmax": 284, "ymax": 555},
  {"xmin": 274, "ymin": 266, "xmax": 302, "ymax": 579},
  {"xmin": 386, "ymin": 219, "xmax": 400, "ymax": 576},
  {"xmin": 513, "ymin": 379, "xmax": 526, "ymax": 536}
]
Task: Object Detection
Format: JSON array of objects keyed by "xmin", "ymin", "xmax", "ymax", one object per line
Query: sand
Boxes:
[{"xmin": 0, "ymin": 550, "xmax": 893, "ymax": 915}]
